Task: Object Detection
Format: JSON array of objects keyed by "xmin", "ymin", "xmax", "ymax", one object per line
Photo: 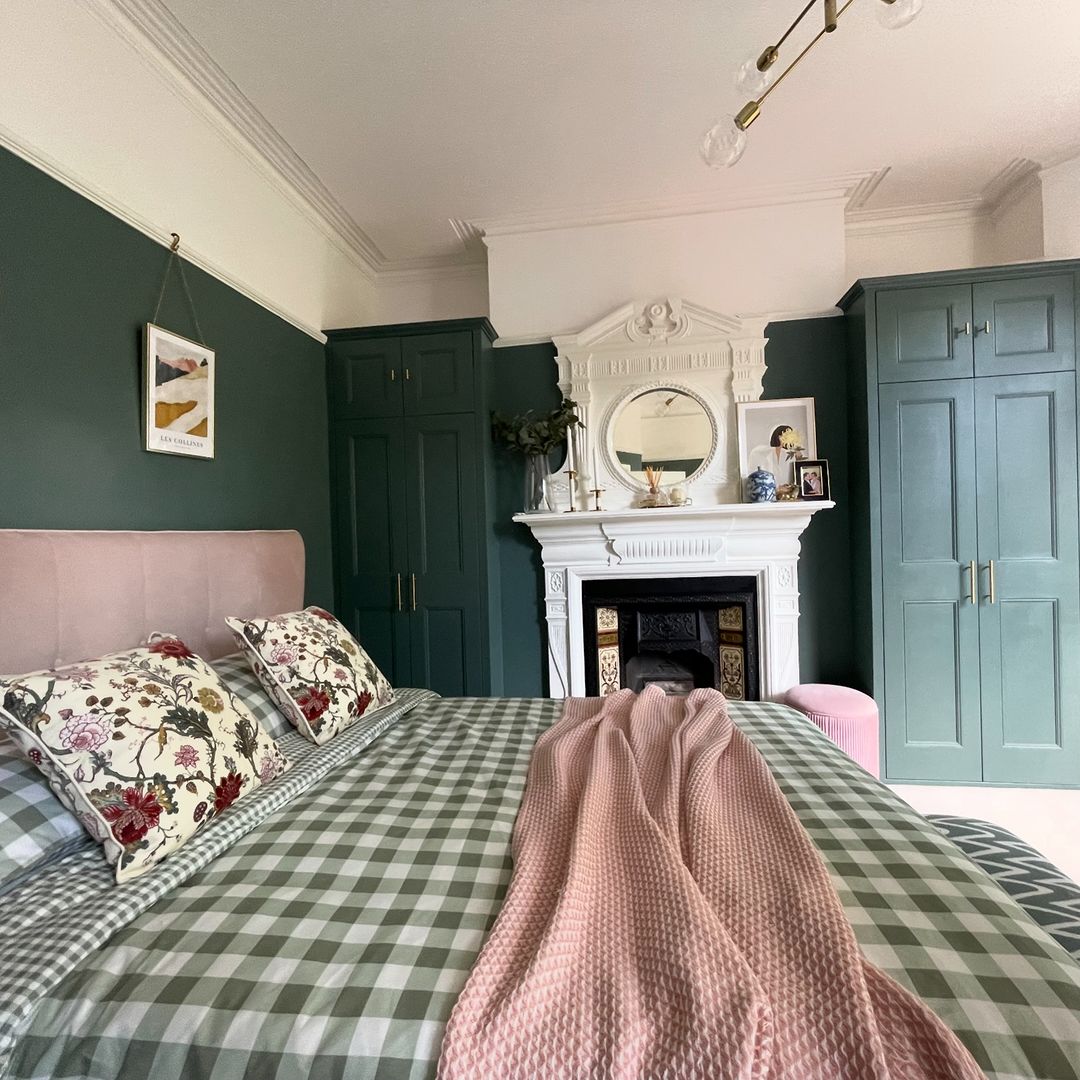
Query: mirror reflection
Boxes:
[{"xmin": 612, "ymin": 388, "xmax": 711, "ymax": 485}]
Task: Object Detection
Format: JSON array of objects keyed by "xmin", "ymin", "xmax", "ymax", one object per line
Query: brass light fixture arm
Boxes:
[{"xmin": 738, "ymin": 0, "xmax": 859, "ymax": 130}]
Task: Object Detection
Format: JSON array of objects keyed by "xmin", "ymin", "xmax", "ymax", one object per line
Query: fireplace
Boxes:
[
  {"xmin": 583, "ymin": 577, "xmax": 759, "ymax": 698},
  {"xmin": 513, "ymin": 503, "xmax": 831, "ymax": 700}
]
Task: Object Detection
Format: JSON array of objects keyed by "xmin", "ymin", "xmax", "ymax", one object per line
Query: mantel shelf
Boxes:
[{"xmin": 513, "ymin": 501, "xmax": 834, "ymax": 528}]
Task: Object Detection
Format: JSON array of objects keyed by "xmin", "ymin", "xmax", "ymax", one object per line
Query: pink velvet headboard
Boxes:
[{"xmin": 0, "ymin": 529, "xmax": 305, "ymax": 675}]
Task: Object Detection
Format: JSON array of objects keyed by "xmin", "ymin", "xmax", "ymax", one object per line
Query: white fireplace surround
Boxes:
[
  {"xmin": 514, "ymin": 502, "xmax": 833, "ymax": 701},
  {"xmin": 516, "ymin": 296, "xmax": 833, "ymax": 701}
]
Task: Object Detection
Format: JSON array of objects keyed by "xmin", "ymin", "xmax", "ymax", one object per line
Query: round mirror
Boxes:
[{"xmin": 612, "ymin": 388, "xmax": 712, "ymax": 486}]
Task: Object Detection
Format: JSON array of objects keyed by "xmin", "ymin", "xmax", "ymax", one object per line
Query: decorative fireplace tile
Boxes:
[{"xmin": 596, "ymin": 607, "xmax": 621, "ymax": 697}]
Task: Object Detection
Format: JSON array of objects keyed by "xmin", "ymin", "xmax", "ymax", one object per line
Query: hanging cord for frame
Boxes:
[{"xmin": 152, "ymin": 232, "xmax": 207, "ymax": 345}]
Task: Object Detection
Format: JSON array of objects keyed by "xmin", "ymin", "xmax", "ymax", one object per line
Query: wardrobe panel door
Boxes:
[
  {"xmin": 877, "ymin": 285, "xmax": 975, "ymax": 383},
  {"xmin": 402, "ymin": 332, "xmax": 475, "ymax": 415},
  {"xmin": 973, "ymin": 275, "xmax": 1075, "ymax": 377},
  {"xmin": 332, "ymin": 419, "xmax": 411, "ymax": 684},
  {"xmin": 328, "ymin": 338, "xmax": 403, "ymax": 418},
  {"xmin": 878, "ymin": 380, "xmax": 983, "ymax": 781},
  {"xmin": 404, "ymin": 413, "xmax": 484, "ymax": 695},
  {"xmin": 976, "ymin": 372, "xmax": 1080, "ymax": 785}
]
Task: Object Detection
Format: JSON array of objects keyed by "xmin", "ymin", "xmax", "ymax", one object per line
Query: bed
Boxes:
[{"xmin": 1, "ymin": 530, "xmax": 1078, "ymax": 1080}]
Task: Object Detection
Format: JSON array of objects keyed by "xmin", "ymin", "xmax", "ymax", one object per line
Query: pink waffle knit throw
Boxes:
[{"xmin": 438, "ymin": 687, "xmax": 983, "ymax": 1080}]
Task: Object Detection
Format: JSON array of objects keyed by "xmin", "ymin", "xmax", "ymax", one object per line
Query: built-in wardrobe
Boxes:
[
  {"xmin": 325, "ymin": 319, "xmax": 503, "ymax": 696},
  {"xmin": 843, "ymin": 261, "xmax": 1080, "ymax": 786}
]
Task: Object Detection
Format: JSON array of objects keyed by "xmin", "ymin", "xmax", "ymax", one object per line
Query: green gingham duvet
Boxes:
[{"xmin": 1, "ymin": 695, "xmax": 1079, "ymax": 1080}]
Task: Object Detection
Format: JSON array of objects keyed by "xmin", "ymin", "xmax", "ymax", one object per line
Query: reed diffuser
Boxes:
[{"xmin": 641, "ymin": 465, "xmax": 670, "ymax": 508}]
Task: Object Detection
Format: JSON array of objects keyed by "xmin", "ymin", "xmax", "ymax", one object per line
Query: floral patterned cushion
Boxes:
[
  {"xmin": 225, "ymin": 607, "xmax": 394, "ymax": 745},
  {"xmin": 0, "ymin": 638, "xmax": 289, "ymax": 882}
]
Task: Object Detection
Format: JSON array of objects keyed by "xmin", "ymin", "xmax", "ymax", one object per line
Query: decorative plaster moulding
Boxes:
[
  {"xmin": 552, "ymin": 297, "xmax": 769, "ymax": 509},
  {"xmin": 513, "ymin": 502, "xmax": 833, "ymax": 701},
  {"xmin": 470, "ymin": 169, "xmax": 889, "ymax": 240},
  {"xmin": 86, "ymin": 0, "xmax": 384, "ymax": 278},
  {"xmin": 846, "ymin": 157, "xmax": 1046, "ymax": 238},
  {"xmin": 70, "ymin": 0, "xmax": 484, "ymax": 316}
]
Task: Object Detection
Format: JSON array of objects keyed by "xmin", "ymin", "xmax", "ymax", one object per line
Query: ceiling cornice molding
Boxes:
[
  {"xmin": 448, "ymin": 219, "xmax": 488, "ymax": 259},
  {"xmin": 81, "ymin": 0, "xmax": 383, "ymax": 279},
  {"xmin": 376, "ymin": 259, "xmax": 488, "ymax": 286},
  {"xmin": 846, "ymin": 198, "xmax": 987, "ymax": 237},
  {"xmin": 844, "ymin": 167, "xmax": 891, "ymax": 212},
  {"xmin": 0, "ymin": 121, "xmax": 328, "ymax": 343},
  {"xmin": 1038, "ymin": 143, "xmax": 1080, "ymax": 174},
  {"xmin": 847, "ymin": 157, "xmax": 1046, "ymax": 238},
  {"xmin": 470, "ymin": 170, "xmax": 885, "ymax": 240}
]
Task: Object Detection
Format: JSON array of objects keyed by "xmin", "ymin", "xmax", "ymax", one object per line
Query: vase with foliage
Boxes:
[{"xmin": 491, "ymin": 399, "xmax": 582, "ymax": 513}]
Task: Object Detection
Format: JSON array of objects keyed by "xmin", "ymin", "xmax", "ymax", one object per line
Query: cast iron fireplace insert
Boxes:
[{"xmin": 581, "ymin": 576, "xmax": 759, "ymax": 699}]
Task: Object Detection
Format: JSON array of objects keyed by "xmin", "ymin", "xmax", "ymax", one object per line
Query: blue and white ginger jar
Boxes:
[{"xmin": 746, "ymin": 467, "xmax": 777, "ymax": 503}]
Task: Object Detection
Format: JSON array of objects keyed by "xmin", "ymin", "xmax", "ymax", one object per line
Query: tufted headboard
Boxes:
[{"xmin": 0, "ymin": 529, "xmax": 305, "ymax": 675}]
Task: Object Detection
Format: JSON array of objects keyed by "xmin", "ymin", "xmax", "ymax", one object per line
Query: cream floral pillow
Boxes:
[
  {"xmin": 226, "ymin": 607, "xmax": 394, "ymax": 745},
  {"xmin": 0, "ymin": 637, "xmax": 289, "ymax": 882}
]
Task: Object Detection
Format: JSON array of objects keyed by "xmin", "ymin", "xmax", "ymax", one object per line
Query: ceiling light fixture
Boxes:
[{"xmin": 702, "ymin": 0, "xmax": 924, "ymax": 168}]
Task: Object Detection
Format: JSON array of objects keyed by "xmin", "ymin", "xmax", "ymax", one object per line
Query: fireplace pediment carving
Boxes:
[{"xmin": 552, "ymin": 298, "xmax": 768, "ymax": 507}]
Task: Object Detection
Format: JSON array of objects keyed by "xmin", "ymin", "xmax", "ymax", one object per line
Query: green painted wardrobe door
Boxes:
[
  {"xmin": 975, "ymin": 372, "xmax": 1080, "ymax": 785},
  {"xmin": 878, "ymin": 380, "xmax": 983, "ymax": 782},
  {"xmin": 877, "ymin": 284, "xmax": 974, "ymax": 383},
  {"xmin": 402, "ymin": 331, "xmax": 475, "ymax": 415},
  {"xmin": 404, "ymin": 413, "xmax": 484, "ymax": 695},
  {"xmin": 973, "ymin": 275, "xmax": 1076, "ymax": 377},
  {"xmin": 328, "ymin": 338, "xmax": 403, "ymax": 418},
  {"xmin": 332, "ymin": 419, "xmax": 411, "ymax": 685}
]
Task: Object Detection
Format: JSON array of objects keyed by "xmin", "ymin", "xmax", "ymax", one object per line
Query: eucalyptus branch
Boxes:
[{"xmin": 491, "ymin": 398, "xmax": 583, "ymax": 456}]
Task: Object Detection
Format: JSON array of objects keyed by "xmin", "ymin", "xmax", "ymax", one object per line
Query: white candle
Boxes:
[
  {"xmin": 566, "ymin": 425, "xmax": 575, "ymax": 475},
  {"xmin": 592, "ymin": 443, "xmax": 599, "ymax": 484}
]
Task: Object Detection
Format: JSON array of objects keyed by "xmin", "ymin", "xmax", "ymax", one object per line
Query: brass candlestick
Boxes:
[
  {"xmin": 590, "ymin": 487, "xmax": 605, "ymax": 512},
  {"xmin": 564, "ymin": 469, "xmax": 577, "ymax": 512}
]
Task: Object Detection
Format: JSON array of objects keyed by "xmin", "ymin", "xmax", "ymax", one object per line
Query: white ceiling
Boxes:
[{"xmin": 162, "ymin": 0, "xmax": 1080, "ymax": 265}]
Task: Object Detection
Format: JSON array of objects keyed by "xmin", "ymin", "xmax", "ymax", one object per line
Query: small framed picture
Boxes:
[
  {"xmin": 794, "ymin": 459, "xmax": 830, "ymax": 501},
  {"xmin": 144, "ymin": 323, "xmax": 215, "ymax": 459},
  {"xmin": 736, "ymin": 397, "xmax": 817, "ymax": 487}
]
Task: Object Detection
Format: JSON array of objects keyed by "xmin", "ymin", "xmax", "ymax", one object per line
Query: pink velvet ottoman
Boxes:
[{"xmin": 783, "ymin": 684, "xmax": 881, "ymax": 778}]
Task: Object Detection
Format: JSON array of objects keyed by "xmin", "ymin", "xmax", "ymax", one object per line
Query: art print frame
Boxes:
[
  {"xmin": 144, "ymin": 323, "xmax": 215, "ymax": 459},
  {"xmin": 735, "ymin": 397, "xmax": 817, "ymax": 488}
]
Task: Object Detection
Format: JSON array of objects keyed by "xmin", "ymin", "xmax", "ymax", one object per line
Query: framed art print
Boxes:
[
  {"xmin": 144, "ymin": 323, "xmax": 215, "ymax": 458},
  {"xmin": 736, "ymin": 397, "xmax": 817, "ymax": 486},
  {"xmin": 794, "ymin": 458, "xmax": 831, "ymax": 501}
]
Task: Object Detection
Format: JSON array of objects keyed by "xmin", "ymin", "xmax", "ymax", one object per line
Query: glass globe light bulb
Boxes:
[
  {"xmin": 876, "ymin": 0, "xmax": 923, "ymax": 30},
  {"xmin": 735, "ymin": 52, "xmax": 777, "ymax": 97},
  {"xmin": 700, "ymin": 117, "xmax": 748, "ymax": 169}
]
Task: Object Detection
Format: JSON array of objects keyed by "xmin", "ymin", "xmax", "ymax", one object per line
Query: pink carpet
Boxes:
[{"xmin": 438, "ymin": 686, "xmax": 982, "ymax": 1079}]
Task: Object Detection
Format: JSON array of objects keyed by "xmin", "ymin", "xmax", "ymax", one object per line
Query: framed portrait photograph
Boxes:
[
  {"xmin": 794, "ymin": 458, "xmax": 831, "ymax": 501},
  {"xmin": 736, "ymin": 397, "xmax": 817, "ymax": 486},
  {"xmin": 144, "ymin": 323, "xmax": 215, "ymax": 459}
]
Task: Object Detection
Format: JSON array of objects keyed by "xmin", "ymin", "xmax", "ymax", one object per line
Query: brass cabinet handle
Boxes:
[
  {"xmin": 404, "ymin": 368, "xmax": 411, "ymax": 381},
  {"xmin": 395, "ymin": 572, "xmax": 402, "ymax": 612},
  {"xmin": 967, "ymin": 560, "xmax": 976, "ymax": 605},
  {"xmin": 957, "ymin": 321, "xmax": 972, "ymax": 337},
  {"xmin": 389, "ymin": 367, "xmax": 396, "ymax": 381},
  {"xmin": 410, "ymin": 573, "xmax": 417, "ymax": 611},
  {"xmin": 987, "ymin": 559, "xmax": 996, "ymax": 604},
  {"xmin": 975, "ymin": 320, "xmax": 992, "ymax": 335}
]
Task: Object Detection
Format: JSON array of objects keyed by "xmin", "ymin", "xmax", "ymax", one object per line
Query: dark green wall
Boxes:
[
  {"xmin": 762, "ymin": 317, "xmax": 853, "ymax": 685},
  {"xmin": 491, "ymin": 343, "xmax": 561, "ymax": 696},
  {"xmin": 491, "ymin": 318, "xmax": 854, "ymax": 694},
  {"xmin": 0, "ymin": 147, "xmax": 334, "ymax": 604}
]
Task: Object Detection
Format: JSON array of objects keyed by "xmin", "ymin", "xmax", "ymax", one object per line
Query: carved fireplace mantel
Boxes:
[{"xmin": 513, "ymin": 501, "xmax": 833, "ymax": 700}]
